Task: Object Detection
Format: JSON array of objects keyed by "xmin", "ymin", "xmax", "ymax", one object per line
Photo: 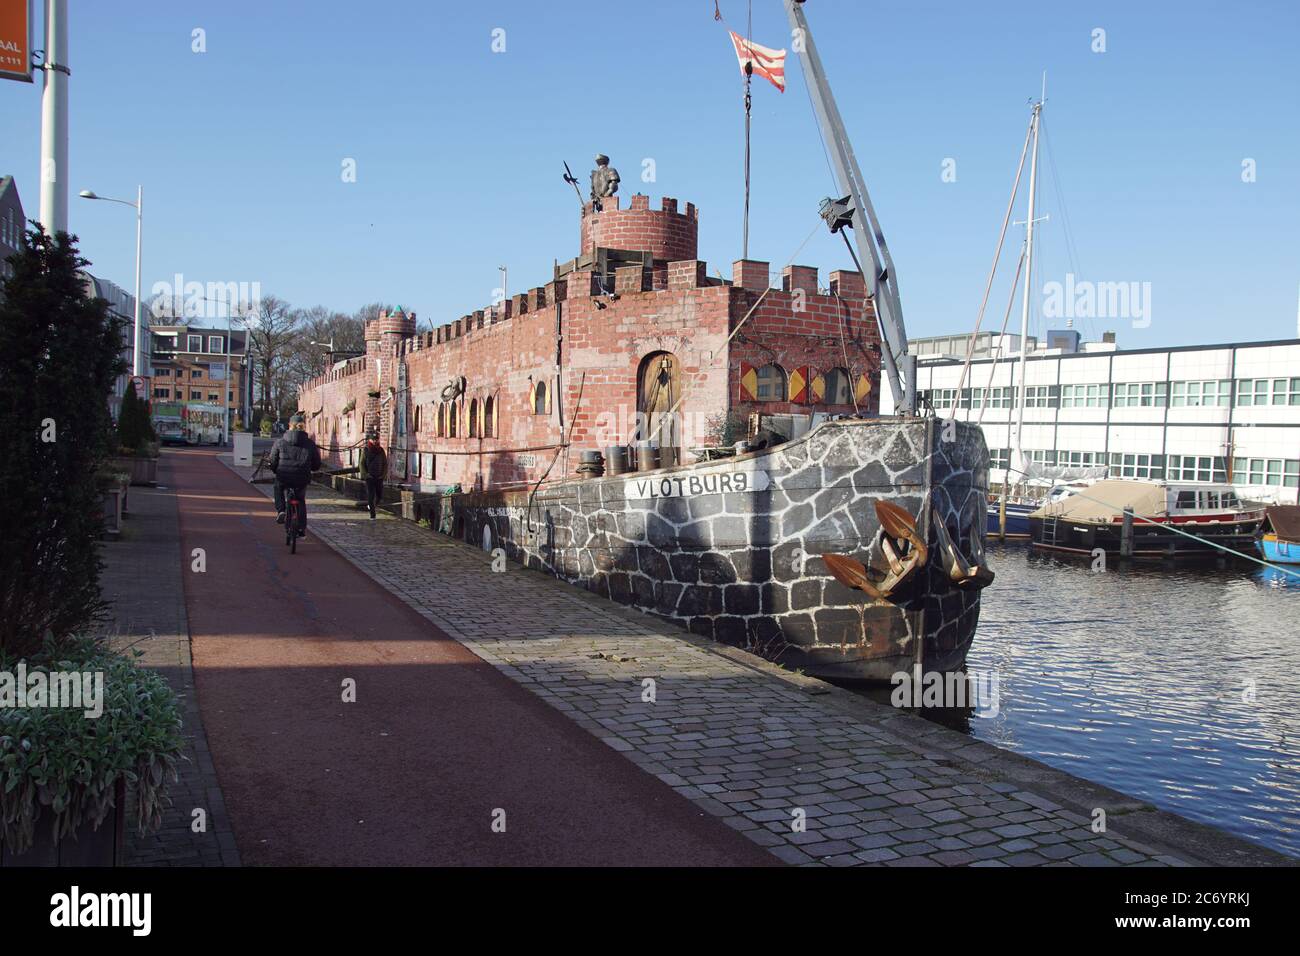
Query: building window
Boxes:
[
  {"xmin": 986, "ymin": 386, "xmax": 1015, "ymax": 409},
  {"xmin": 468, "ymin": 399, "xmax": 480, "ymax": 438},
  {"xmin": 1167, "ymin": 455, "xmax": 1227, "ymax": 482},
  {"xmin": 1233, "ymin": 457, "xmax": 1300, "ymax": 488},
  {"xmin": 191, "ymin": 368, "xmax": 202, "ymax": 379},
  {"xmin": 1058, "ymin": 450, "xmax": 1103, "ymax": 468},
  {"xmin": 1027, "ymin": 450, "xmax": 1058, "ymax": 468},
  {"xmin": 755, "ymin": 364, "xmax": 787, "ymax": 401},
  {"xmin": 1171, "ymin": 380, "xmax": 1231, "ymax": 407},
  {"xmin": 822, "ymin": 367, "xmax": 852, "ymax": 404},
  {"xmin": 1236, "ymin": 378, "xmax": 1300, "ymax": 406},
  {"xmin": 190, "ymin": 390, "xmax": 202, "ymax": 400},
  {"xmin": 927, "ymin": 388, "xmax": 956, "ymax": 410},
  {"xmin": 1061, "ymin": 384, "xmax": 1107, "ymax": 408},
  {"xmin": 1109, "ymin": 452, "xmax": 1165, "ymax": 479},
  {"xmin": 448, "ymin": 400, "xmax": 458, "ymax": 437},
  {"xmin": 1111, "ymin": 382, "xmax": 1167, "ymax": 407},
  {"xmin": 208, "ymin": 335, "xmax": 223, "ymax": 353},
  {"xmin": 484, "ymin": 396, "xmax": 495, "ymax": 438},
  {"xmin": 187, "ymin": 334, "xmax": 202, "ymax": 352},
  {"xmin": 155, "ymin": 368, "xmax": 171, "ymax": 377},
  {"xmin": 988, "ymin": 448, "xmax": 1010, "ymax": 470},
  {"xmin": 533, "ymin": 380, "xmax": 547, "ymax": 415},
  {"xmin": 1023, "ymin": 385, "xmax": 1059, "ymax": 408},
  {"xmin": 153, "ymin": 388, "xmax": 170, "ymax": 398},
  {"xmin": 413, "ymin": 405, "xmax": 421, "ymax": 433},
  {"xmin": 437, "ymin": 403, "xmax": 446, "ymax": 437}
]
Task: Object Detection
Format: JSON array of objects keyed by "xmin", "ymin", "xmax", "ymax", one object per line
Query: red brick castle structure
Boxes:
[{"xmin": 299, "ymin": 191, "xmax": 883, "ymax": 492}]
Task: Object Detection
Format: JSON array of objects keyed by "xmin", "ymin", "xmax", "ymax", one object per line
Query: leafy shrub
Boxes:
[
  {"xmin": 0, "ymin": 228, "xmax": 123, "ymax": 657},
  {"xmin": 0, "ymin": 635, "xmax": 184, "ymax": 854},
  {"xmin": 116, "ymin": 385, "xmax": 156, "ymax": 455}
]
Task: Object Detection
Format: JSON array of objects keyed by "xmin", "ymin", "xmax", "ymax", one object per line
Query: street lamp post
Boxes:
[{"xmin": 79, "ymin": 187, "xmax": 143, "ymax": 376}]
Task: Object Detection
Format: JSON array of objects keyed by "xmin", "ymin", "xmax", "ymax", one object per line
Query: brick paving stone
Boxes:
[{"xmin": 100, "ymin": 482, "xmax": 240, "ymax": 867}]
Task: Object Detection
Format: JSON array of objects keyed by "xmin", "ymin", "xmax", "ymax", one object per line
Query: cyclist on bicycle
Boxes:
[{"xmin": 269, "ymin": 413, "xmax": 322, "ymax": 534}]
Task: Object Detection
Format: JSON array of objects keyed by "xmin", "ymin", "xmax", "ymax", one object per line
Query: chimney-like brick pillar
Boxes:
[{"xmin": 733, "ymin": 259, "xmax": 770, "ymax": 292}]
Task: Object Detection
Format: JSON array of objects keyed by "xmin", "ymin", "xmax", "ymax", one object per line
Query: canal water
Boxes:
[{"xmin": 954, "ymin": 543, "xmax": 1300, "ymax": 858}]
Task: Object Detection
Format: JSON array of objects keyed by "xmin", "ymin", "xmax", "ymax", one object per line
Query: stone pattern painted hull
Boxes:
[{"xmin": 451, "ymin": 418, "xmax": 989, "ymax": 683}]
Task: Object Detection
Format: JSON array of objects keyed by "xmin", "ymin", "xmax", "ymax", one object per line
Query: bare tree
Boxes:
[{"xmin": 234, "ymin": 294, "xmax": 302, "ymax": 418}]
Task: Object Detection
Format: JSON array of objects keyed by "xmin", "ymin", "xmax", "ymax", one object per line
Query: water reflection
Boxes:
[{"xmin": 949, "ymin": 543, "xmax": 1300, "ymax": 857}]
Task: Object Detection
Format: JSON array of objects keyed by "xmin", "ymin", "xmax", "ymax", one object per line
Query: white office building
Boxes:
[{"xmin": 881, "ymin": 330, "xmax": 1300, "ymax": 505}]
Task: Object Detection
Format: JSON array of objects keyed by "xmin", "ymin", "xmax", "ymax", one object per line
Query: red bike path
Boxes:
[{"xmin": 166, "ymin": 449, "xmax": 773, "ymax": 866}]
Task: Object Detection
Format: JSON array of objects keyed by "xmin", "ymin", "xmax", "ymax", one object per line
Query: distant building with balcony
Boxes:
[
  {"xmin": 882, "ymin": 331, "xmax": 1300, "ymax": 505},
  {"xmin": 149, "ymin": 323, "xmax": 250, "ymax": 443}
]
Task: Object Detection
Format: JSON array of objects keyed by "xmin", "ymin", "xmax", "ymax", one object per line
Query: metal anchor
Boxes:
[
  {"xmin": 932, "ymin": 506, "xmax": 995, "ymax": 590},
  {"xmin": 821, "ymin": 500, "xmax": 929, "ymax": 601}
]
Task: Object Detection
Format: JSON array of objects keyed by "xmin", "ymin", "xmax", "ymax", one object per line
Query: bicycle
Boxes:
[{"xmin": 284, "ymin": 485, "xmax": 304, "ymax": 553}]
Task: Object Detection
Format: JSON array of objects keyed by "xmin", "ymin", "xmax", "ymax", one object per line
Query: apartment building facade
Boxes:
[
  {"xmin": 148, "ymin": 324, "xmax": 250, "ymax": 443},
  {"xmin": 881, "ymin": 332, "xmax": 1300, "ymax": 505}
]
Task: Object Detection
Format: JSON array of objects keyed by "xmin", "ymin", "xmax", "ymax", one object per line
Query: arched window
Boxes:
[
  {"xmin": 448, "ymin": 400, "xmax": 458, "ymax": 437},
  {"xmin": 823, "ymin": 367, "xmax": 853, "ymax": 405},
  {"xmin": 468, "ymin": 399, "xmax": 480, "ymax": 438},
  {"xmin": 436, "ymin": 402, "xmax": 445, "ymax": 437},
  {"xmin": 484, "ymin": 395, "xmax": 495, "ymax": 438},
  {"xmin": 533, "ymin": 380, "xmax": 547, "ymax": 415},
  {"xmin": 755, "ymin": 364, "xmax": 787, "ymax": 401},
  {"xmin": 413, "ymin": 405, "xmax": 421, "ymax": 433}
]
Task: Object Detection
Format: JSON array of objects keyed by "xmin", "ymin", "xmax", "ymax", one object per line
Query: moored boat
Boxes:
[
  {"xmin": 1028, "ymin": 479, "xmax": 1264, "ymax": 558},
  {"xmin": 1257, "ymin": 505, "xmax": 1300, "ymax": 563}
]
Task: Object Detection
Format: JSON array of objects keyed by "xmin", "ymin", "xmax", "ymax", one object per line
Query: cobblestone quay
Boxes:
[{"xmin": 231, "ymin": 456, "xmax": 1291, "ymax": 867}]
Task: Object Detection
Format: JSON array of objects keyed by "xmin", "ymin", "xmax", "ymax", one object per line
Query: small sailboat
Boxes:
[{"xmin": 1257, "ymin": 506, "xmax": 1300, "ymax": 563}]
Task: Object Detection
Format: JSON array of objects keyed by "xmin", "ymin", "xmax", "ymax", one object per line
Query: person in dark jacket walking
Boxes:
[
  {"xmin": 362, "ymin": 430, "xmax": 387, "ymax": 520},
  {"xmin": 269, "ymin": 413, "xmax": 322, "ymax": 533}
]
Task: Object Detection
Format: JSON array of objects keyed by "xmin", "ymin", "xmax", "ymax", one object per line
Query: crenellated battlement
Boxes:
[{"xmin": 580, "ymin": 193, "xmax": 698, "ymax": 262}]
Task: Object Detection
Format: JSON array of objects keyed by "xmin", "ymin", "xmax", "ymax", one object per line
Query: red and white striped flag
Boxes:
[{"xmin": 728, "ymin": 31, "xmax": 786, "ymax": 93}]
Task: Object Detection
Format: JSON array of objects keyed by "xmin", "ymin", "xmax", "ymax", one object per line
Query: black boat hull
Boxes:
[{"xmin": 1029, "ymin": 514, "xmax": 1262, "ymax": 558}]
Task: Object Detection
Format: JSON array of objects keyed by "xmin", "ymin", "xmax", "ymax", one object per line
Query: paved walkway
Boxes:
[
  {"xmin": 98, "ymin": 463, "xmax": 240, "ymax": 866},
  {"xmin": 225, "ymin": 458, "xmax": 1291, "ymax": 867},
  {"xmin": 170, "ymin": 449, "xmax": 771, "ymax": 865}
]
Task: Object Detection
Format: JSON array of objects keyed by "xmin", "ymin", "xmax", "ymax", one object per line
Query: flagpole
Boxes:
[{"xmin": 743, "ymin": 64, "xmax": 752, "ymax": 260}]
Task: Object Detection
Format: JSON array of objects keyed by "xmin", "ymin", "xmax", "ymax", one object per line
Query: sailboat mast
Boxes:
[{"xmin": 1013, "ymin": 97, "xmax": 1043, "ymax": 478}]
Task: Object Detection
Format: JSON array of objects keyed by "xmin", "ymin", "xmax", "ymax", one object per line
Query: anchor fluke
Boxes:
[
  {"xmin": 932, "ymin": 507, "xmax": 996, "ymax": 590},
  {"xmin": 820, "ymin": 500, "xmax": 930, "ymax": 602}
]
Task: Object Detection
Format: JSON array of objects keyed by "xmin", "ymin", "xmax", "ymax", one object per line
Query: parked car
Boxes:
[{"xmin": 159, "ymin": 426, "xmax": 188, "ymax": 447}]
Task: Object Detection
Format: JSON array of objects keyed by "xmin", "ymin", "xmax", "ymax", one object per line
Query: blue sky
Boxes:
[{"xmin": 2, "ymin": 0, "xmax": 1297, "ymax": 348}]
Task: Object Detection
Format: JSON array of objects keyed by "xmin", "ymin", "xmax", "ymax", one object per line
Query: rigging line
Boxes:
[
  {"xmin": 977, "ymin": 246, "xmax": 1026, "ymax": 428},
  {"xmin": 1000, "ymin": 462, "xmax": 1300, "ymax": 581},
  {"xmin": 832, "ymin": 292, "xmax": 861, "ymax": 415},
  {"xmin": 634, "ymin": 217, "xmax": 825, "ymax": 446},
  {"xmin": 526, "ymin": 369, "xmax": 586, "ymax": 534},
  {"xmin": 951, "ymin": 114, "xmax": 1035, "ymax": 416},
  {"xmin": 1040, "ymin": 116, "xmax": 1096, "ymax": 342}
]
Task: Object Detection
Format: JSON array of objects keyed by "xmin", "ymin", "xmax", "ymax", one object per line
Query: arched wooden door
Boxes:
[{"xmin": 637, "ymin": 351, "xmax": 680, "ymax": 452}]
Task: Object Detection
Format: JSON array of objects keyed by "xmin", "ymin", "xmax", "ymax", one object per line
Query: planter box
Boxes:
[
  {"xmin": 111, "ymin": 456, "xmax": 158, "ymax": 486},
  {"xmin": 0, "ymin": 777, "xmax": 126, "ymax": 867}
]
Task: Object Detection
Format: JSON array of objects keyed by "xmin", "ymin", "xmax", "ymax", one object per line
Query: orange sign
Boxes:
[{"xmin": 0, "ymin": 0, "xmax": 32, "ymax": 83}]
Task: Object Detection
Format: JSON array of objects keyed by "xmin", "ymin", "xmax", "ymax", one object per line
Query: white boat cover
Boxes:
[
  {"xmin": 1023, "ymin": 463, "xmax": 1109, "ymax": 484},
  {"xmin": 1029, "ymin": 479, "xmax": 1168, "ymax": 521}
]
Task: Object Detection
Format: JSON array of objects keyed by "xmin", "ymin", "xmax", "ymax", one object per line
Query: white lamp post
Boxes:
[{"xmin": 79, "ymin": 187, "xmax": 143, "ymax": 376}]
